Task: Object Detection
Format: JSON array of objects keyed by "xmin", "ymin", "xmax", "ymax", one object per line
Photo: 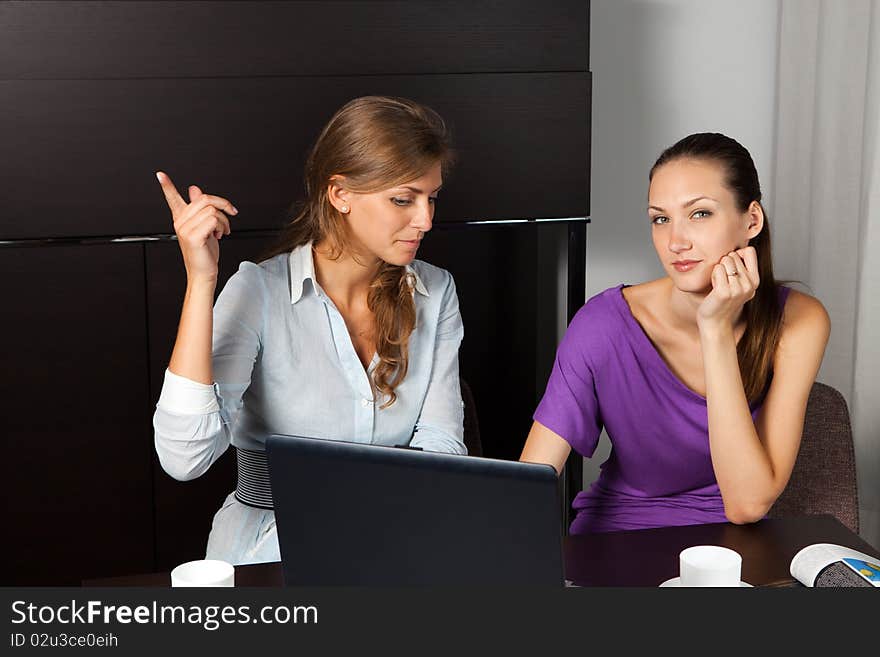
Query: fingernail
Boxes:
[
  {"xmin": 231, "ymin": 206, "xmax": 238, "ymax": 214},
  {"xmin": 155, "ymin": 172, "xmax": 162, "ymax": 182}
]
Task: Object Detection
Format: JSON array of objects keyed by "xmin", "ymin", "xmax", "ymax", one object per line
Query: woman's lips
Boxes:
[
  {"xmin": 672, "ymin": 260, "xmax": 701, "ymax": 272},
  {"xmin": 398, "ymin": 239, "xmax": 420, "ymax": 250}
]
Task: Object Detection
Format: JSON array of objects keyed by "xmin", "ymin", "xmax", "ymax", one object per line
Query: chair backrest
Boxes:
[
  {"xmin": 460, "ymin": 379, "xmax": 482, "ymax": 457},
  {"xmin": 768, "ymin": 381, "xmax": 859, "ymax": 533}
]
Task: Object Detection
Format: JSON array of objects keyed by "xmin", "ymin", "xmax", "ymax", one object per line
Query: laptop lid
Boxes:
[{"xmin": 265, "ymin": 434, "xmax": 563, "ymax": 586}]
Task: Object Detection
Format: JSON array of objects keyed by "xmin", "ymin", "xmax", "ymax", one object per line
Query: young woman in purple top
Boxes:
[{"xmin": 521, "ymin": 133, "xmax": 831, "ymax": 534}]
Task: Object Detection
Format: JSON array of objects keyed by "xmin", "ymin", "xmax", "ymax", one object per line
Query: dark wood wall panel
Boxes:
[
  {"xmin": 417, "ymin": 223, "xmax": 566, "ymax": 461},
  {"xmin": 1, "ymin": 244, "xmax": 153, "ymax": 584},
  {"xmin": 146, "ymin": 235, "xmax": 278, "ymax": 570},
  {"xmin": 0, "ymin": 73, "xmax": 590, "ymax": 240},
  {"xmin": 0, "ymin": 1, "xmax": 588, "ymax": 79}
]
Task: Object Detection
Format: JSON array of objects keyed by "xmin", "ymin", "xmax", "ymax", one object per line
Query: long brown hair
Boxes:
[
  {"xmin": 262, "ymin": 96, "xmax": 453, "ymax": 408},
  {"xmin": 650, "ymin": 133, "xmax": 781, "ymax": 404}
]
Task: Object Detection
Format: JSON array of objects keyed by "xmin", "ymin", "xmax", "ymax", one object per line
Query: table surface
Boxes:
[{"xmin": 83, "ymin": 514, "xmax": 879, "ymax": 587}]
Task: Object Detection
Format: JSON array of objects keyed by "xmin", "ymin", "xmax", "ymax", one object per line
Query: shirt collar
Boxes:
[
  {"xmin": 406, "ymin": 263, "xmax": 430, "ymax": 298},
  {"xmin": 288, "ymin": 243, "xmax": 317, "ymax": 305},
  {"xmin": 288, "ymin": 243, "xmax": 429, "ymax": 304}
]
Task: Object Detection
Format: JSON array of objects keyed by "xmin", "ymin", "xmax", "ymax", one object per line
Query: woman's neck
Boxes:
[
  {"xmin": 312, "ymin": 241, "xmax": 380, "ymax": 310},
  {"xmin": 661, "ymin": 277, "xmax": 744, "ymax": 335}
]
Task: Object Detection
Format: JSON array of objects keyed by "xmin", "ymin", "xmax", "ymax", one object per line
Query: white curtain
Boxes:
[{"xmin": 772, "ymin": 0, "xmax": 880, "ymax": 547}]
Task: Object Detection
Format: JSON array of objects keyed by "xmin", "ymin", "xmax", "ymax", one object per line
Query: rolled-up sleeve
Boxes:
[
  {"xmin": 153, "ymin": 262, "xmax": 266, "ymax": 480},
  {"xmin": 409, "ymin": 272, "xmax": 467, "ymax": 455},
  {"xmin": 532, "ymin": 306, "xmax": 603, "ymax": 458}
]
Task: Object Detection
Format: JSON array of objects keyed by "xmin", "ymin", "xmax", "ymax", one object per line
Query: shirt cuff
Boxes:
[{"xmin": 157, "ymin": 368, "xmax": 221, "ymax": 414}]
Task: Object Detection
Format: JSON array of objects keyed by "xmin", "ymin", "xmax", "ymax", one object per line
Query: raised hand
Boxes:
[
  {"xmin": 697, "ymin": 246, "xmax": 760, "ymax": 331},
  {"xmin": 156, "ymin": 171, "xmax": 238, "ymax": 283}
]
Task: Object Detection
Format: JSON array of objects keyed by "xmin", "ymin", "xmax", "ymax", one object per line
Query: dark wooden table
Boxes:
[{"xmin": 83, "ymin": 514, "xmax": 879, "ymax": 587}]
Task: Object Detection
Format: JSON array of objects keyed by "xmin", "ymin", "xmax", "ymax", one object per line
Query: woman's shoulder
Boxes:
[
  {"xmin": 566, "ymin": 284, "xmax": 632, "ymax": 339},
  {"xmin": 233, "ymin": 253, "xmax": 285, "ymax": 280},
  {"xmin": 582, "ymin": 284, "xmax": 626, "ymax": 311},
  {"xmin": 252, "ymin": 252, "xmax": 289, "ymax": 277},
  {"xmin": 218, "ymin": 252, "xmax": 288, "ymax": 299},
  {"xmin": 408, "ymin": 258, "xmax": 455, "ymax": 294},
  {"xmin": 572, "ymin": 282, "xmax": 642, "ymax": 324},
  {"xmin": 779, "ymin": 286, "xmax": 831, "ymax": 342}
]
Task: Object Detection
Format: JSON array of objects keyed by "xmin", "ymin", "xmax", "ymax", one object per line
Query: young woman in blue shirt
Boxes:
[{"xmin": 152, "ymin": 96, "xmax": 466, "ymax": 564}]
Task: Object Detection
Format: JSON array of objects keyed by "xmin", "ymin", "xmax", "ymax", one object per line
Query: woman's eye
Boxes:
[
  {"xmin": 692, "ymin": 210, "xmax": 711, "ymax": 219},
  {"xmin": 391, "ymin": 197, "xmax": 412, "ymax": 206},
  {"xmin": 651, "ymin": 215, "xmax": 668, "ymax": 225},
  {"xmin": 428, "ymin": 196, "xmax": 438, "ymax": 204}
]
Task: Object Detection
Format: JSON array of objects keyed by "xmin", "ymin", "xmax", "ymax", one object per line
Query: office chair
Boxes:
[
  {"xmin": 460, "ymin": 379, "xmax": 482, "ymax": 457},
  {"xmin": 768, "ymin": 381, "xmax": 860, "ymax": 533}
]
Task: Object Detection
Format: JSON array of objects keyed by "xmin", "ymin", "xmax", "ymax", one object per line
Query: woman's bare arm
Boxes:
[
  {"xmin": 157, "ymin": 171, "xmax": 237, "ymax": 384},
  {"xmin": 694, "ymin": 248, "xmax": 831, "ymax": 523},
  {"xmin": 703, "ymin": 286, "xmax": 830, "ymax": 524},
  {"xmin": 520, "ymin": 420, "xmax": 572, "ymax": 476}
]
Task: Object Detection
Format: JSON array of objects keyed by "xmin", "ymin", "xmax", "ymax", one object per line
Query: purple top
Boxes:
[{"xmin": 534, "ymin": 284, "xmax": 792, "ymax": 534}]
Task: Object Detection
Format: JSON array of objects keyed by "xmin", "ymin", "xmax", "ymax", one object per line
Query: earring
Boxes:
[{"xmin": 341, "ymin": 206, "xmax": 349, "ymax": 213}]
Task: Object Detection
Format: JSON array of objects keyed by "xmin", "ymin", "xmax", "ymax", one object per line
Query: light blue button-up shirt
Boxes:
[
  {"xmin": 154, "ymin": 242, "xmax": 466, "ymax": 482},
  {"xmin": 153, "ymin": 243, "xmax": 466, "ymax": 564}
]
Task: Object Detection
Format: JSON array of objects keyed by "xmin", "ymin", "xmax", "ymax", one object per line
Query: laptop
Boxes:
[{"xmin": 265, "ymin": 434, "xmax": 564, "ymax": 586}]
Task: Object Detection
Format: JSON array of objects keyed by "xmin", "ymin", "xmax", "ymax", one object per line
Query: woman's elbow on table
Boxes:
[{"xmin": 723, "ymin": 501, "xmax": 773, "ymax": 525}]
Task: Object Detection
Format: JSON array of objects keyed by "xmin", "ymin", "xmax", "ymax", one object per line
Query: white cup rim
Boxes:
[
  {"xmin": 170, "ymin": 559, "xmax": 235, "ymax": 586},
  {"xmin": 680, "ymin": 545, "xmax": 742, "ymax": 566}
]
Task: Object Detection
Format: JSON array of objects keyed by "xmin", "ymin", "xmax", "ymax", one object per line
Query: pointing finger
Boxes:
[{"xmin": 156, "ymin": 171, "xmax": 186, "ymax": 215}]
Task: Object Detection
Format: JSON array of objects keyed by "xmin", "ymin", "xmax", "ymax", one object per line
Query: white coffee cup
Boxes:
[
  {"xmin": 170, "ymin": 559, "xmax": 235, "ymax": 587},
  {"xmin": 679, "ymin": 545, "xmax": 742, "ymax": 587}
]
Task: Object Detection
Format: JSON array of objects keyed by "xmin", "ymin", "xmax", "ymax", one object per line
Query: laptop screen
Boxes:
[{"xmin": 265, "ymin": 434, "xmax": 564, "ymax": 586}]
